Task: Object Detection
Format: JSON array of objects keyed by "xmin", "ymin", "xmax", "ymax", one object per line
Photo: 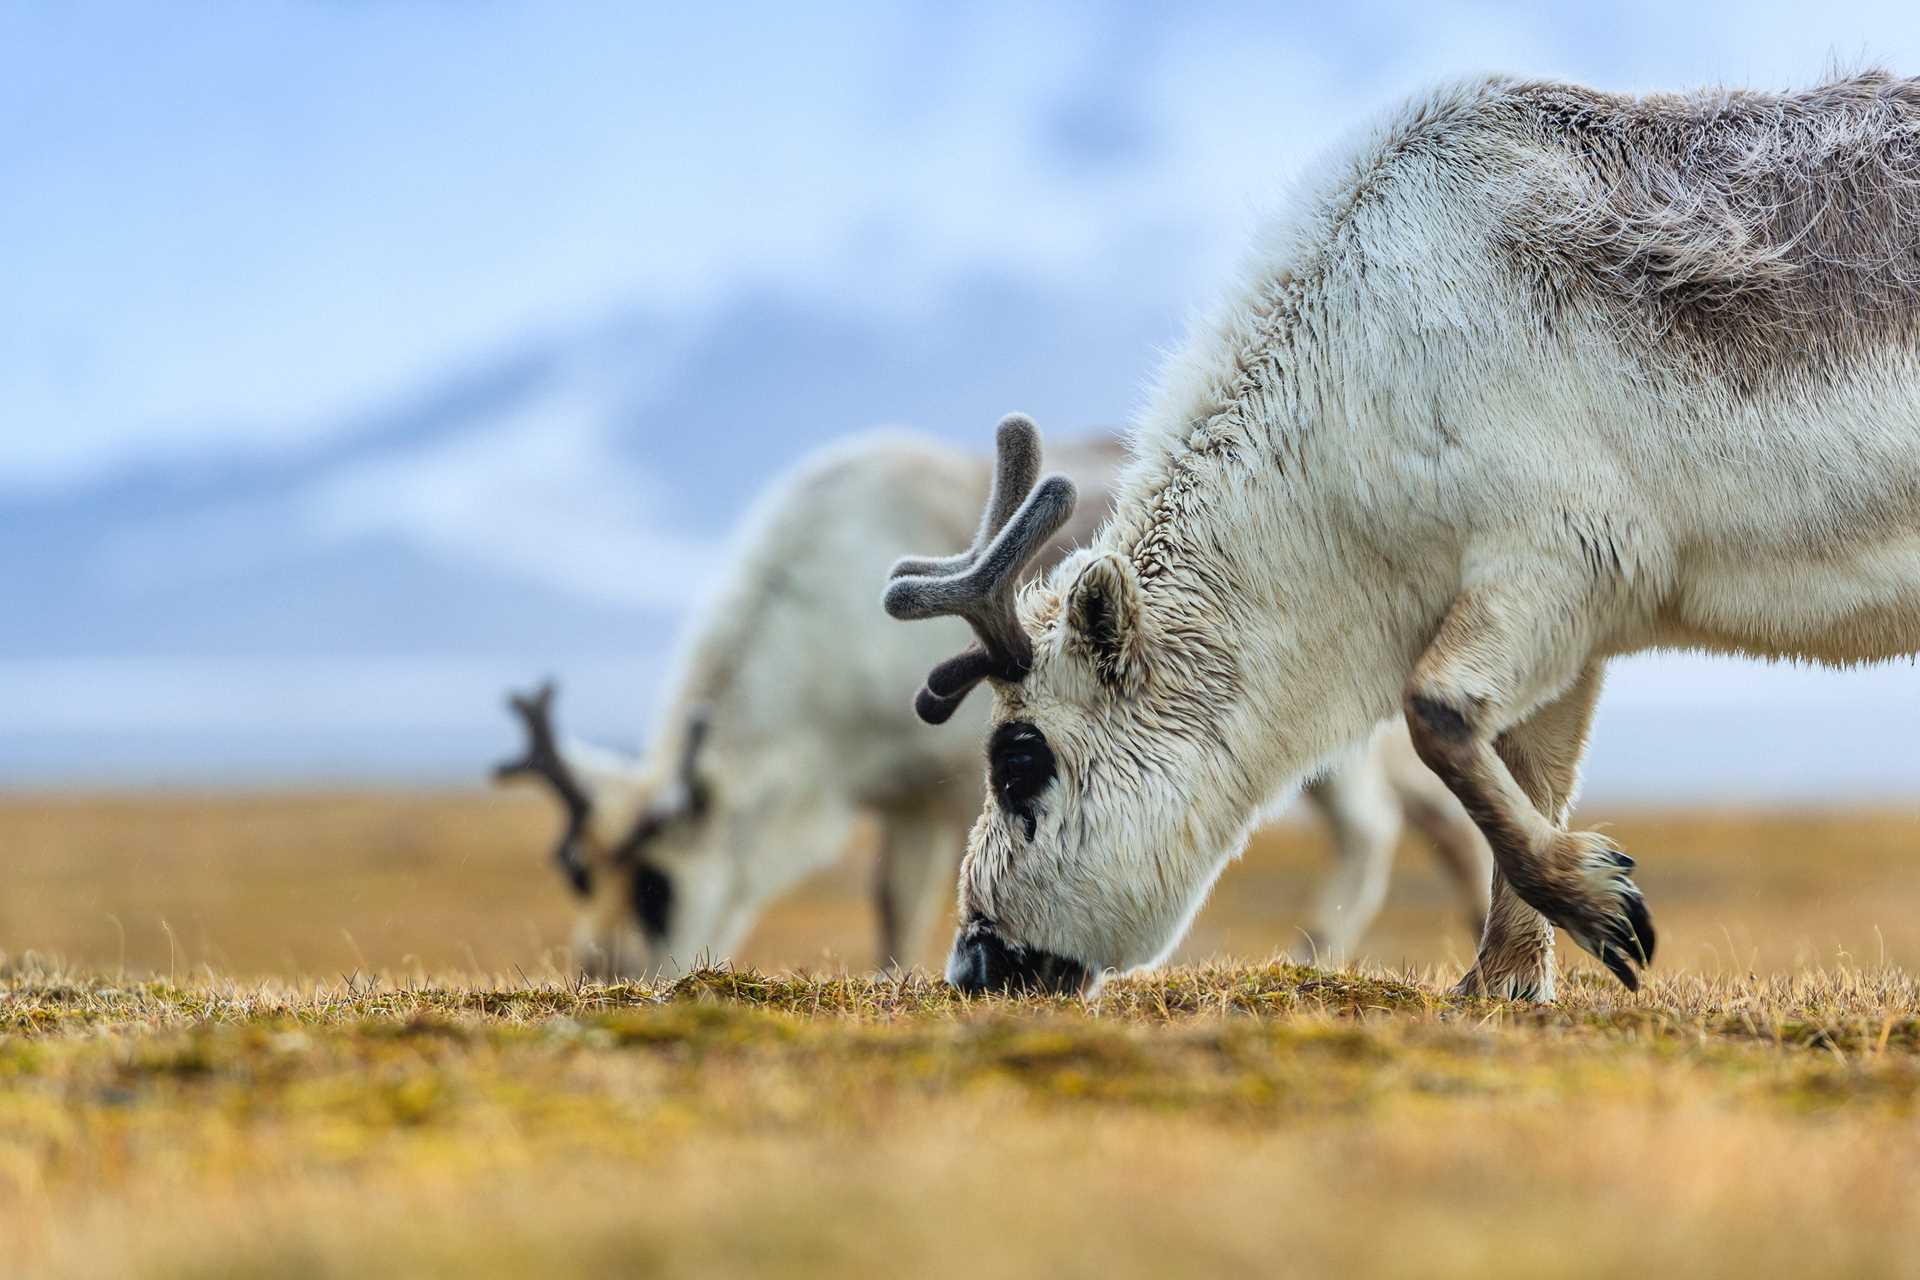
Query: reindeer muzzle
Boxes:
[{"xmin": 945, "ymin": 917, "xmax": 1088, "ymax": 996}]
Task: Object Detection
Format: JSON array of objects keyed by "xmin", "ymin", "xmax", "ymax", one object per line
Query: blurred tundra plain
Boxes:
[{"xmin": 3, "ymin": 790, "xmax": 1917, "ymax": 980}]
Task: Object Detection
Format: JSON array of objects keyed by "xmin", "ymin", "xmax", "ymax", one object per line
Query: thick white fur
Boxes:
[
  {"xmin": 551, "ymin": 433, "xmax": 1483, "ymax": 977},
  {"xmin": 954, "ymin": 72, "xmax": 1920, "ymax": 996},
  {"xmin": 559, "ymin": 431, "xmax": 996, "ymax": 977}
]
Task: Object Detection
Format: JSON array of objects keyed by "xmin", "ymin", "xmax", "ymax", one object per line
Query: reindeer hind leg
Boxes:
[
  {"xmin": 1294, "ymin": 749, "xmax": 1404, "ymax": 966},
  {"xmin": 873, "ymin": 793, "xmax": 968, "ymax": 969}
]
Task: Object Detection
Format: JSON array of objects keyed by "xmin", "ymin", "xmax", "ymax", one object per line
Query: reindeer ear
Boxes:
[{"xmin": 1064, "ymin": 553, "xmax": 1144, "ymax": 692}]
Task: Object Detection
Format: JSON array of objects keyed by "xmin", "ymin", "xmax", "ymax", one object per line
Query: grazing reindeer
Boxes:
[
  {"xmin": 495, "ymin": 433, "xmax": 1486, "ymax": 977},
  {"xmin": 492, "ymin": 431, "xmax": 1119, "ymax": 979},
  {"xmin": 886, "ymin": 72, "xmax": 1920, "ymax": 999}
]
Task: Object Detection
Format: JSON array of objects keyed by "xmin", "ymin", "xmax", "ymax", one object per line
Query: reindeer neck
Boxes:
[{"xmin": 1099, "ymin": 314, "xmax": 1415, "ymax": 824}]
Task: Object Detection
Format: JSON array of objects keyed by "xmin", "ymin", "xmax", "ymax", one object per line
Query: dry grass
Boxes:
[
  {"xmin": 2, "ymin": 961, "xmax": 1918, "ymax": 1278},
  {"xmin": 1, "ymin": 793, "xmax": 1918, "ymax": 1277}
]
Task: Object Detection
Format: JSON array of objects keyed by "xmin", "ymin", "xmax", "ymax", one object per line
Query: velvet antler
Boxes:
[
  {"xmin": 494, "ymin": 681, "xmax": 596, "ymax": 895},
  {"xmin": 609, "ymin": 707, "xmax": 712, "ymax": 867},
  {"xmin": 883, "ymin": 414, "xmax": 1077, "ymax": 724}
]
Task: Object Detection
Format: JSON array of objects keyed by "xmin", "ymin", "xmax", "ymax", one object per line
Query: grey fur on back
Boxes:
[{"xmin": 1487, "ymin": 71, "xmax": 1920, "ymax": 393}]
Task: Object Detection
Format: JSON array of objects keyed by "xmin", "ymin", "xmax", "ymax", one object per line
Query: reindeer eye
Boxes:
[{"xmin": 989, "ymin": 721, "xmax": 1055, "ymax": 833}]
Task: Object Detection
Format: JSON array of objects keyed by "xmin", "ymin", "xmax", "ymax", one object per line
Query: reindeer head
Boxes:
[
  {"xmin": 494, "ymin": 681, "xmax": 720, "ymax": 978},
  {"xmin": 887, "ymin": 415, "xmax": 1244, "ymax": 996}
]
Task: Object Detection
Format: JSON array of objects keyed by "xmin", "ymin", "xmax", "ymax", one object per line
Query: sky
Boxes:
[{"xmin": 4, "ymin": 1, "xmax": 1920, "ymax": 795}]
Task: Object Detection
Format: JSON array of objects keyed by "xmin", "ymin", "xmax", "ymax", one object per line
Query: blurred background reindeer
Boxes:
[{"xmin": 495, "ymin": 429, "xmax": 1488, "ymax": 977}]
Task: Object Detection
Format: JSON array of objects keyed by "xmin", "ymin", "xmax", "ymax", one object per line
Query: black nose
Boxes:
[{"xmin": 946, "ymin": 918, "xmax": 1088, "ymax": 995}]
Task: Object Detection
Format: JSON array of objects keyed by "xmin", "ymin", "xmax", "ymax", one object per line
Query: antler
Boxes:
[
  {"xmin": 883, "ymin": 414, "xmax": 1077, "ymax": 724},
  {"xmin": 493, "ymin": 680, "xmax": 595, "ymax": 894},
  {"xmin": 607, "ymin": 707, "xmax": 713, "ymax": 867},
  {"xmin": 668, "ymin": 708, "xmax": 711, "ymax": 814}
]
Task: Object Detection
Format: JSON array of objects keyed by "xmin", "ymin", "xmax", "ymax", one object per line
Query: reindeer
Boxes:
[
  {"xmin": 885, "ymin": 71, "xmax": 1920, "ymax": 1000},
  {"xmin": 494, "ymin": 432, "xmax": 1487, "ymax": 978}
]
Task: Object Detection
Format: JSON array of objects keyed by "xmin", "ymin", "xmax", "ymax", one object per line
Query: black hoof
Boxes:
[{"xmin": 1590, "ymin": 889, "xmax": 1657, "ymax": 991}]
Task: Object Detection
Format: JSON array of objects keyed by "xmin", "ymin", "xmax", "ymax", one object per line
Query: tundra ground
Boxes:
[
  {"xmin": 1, "ymin": 794, "xmax": 1917, "ymax": 1278},
  {"xmin": 5, "ymin": 791, "xmax": 1919, "ymax": 978}
]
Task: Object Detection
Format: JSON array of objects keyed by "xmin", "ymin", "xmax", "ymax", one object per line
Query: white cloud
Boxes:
[{"xmin": 302, "ymin": 370, "xmax": 721, "ymax": 612}]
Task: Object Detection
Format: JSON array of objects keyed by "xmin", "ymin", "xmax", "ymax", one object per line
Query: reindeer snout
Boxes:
[{"xmin": 945, "ymin": 918, "xmax": 1088, "ymax": 996}]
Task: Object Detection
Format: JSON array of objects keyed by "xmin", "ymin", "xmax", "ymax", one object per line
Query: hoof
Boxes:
[
  {"xmin": 1451, "ymin": 964, "xmax": 1554, "ymax": 1003},
  {"xmin": 1559, "ymin": 835, "xmax": 1657, "ymax": 990},
  {"xmin": 1291, "ymin": 933, "xmax": 1355, "ymax": 970}
]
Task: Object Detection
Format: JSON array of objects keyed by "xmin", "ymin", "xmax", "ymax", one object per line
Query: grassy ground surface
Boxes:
[
  {"xmin": 2, "ymin": 794, "xmax": 1918, "ymax": 1277},
  {"xmin": 3, "ymin": 963, "xmax": 1918, "ymax": 1278}
]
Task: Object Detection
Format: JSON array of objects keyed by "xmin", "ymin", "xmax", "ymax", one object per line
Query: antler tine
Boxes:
[
  {"xmin": 677, "ymin": 708, "xmax": 711, "ymax": 785},
  {"xmin": 889, "ymin": 414, "xmax": 1042, "ymax": 580},
  {"xmin": 493, "ymin": 681, "xmax": 587, "ymax": 806},
  {"xmin": 607, "ymin": 708, "xmax": 713, "ymax": 870},
  {"xmin": 882, "ymin": 415, "xmax": 1078, "ymax": 724},
  {"xmin": 495, "ymin": 681, "xmax": 549, "ymax": 775},
  {"xmin": 657, "ymin": 706, "xmax": 712, "ymax": 816},
  {"xmin": 912, "ymin": 647, "xmax": 1001, "ymax": 724},
  {"xmin": 892, "ymin": 474, "xmax": 1076, "ymax": 647},
  {"xmin": 494, "ymin": 680, "xmax": 596, "ymax": 894},
  {"xmin": 500, "ymin": 681, "xmax": 552, "ymax": 750}
]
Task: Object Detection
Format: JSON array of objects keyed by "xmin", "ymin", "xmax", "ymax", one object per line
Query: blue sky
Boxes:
[
  {"xmin": 15, "ymin": 0, "xmax": 1920, "ymax": 488},
  {"xmin": 4, "ymin": 2, "xmax": 1920, "ymax": 792}
]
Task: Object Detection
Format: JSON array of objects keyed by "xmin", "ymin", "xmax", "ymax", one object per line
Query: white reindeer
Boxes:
[
  {"xmin": 494, "ymin": 432, "xmax": 1486, "ymax": 977},
  {"xmin": 884, "ymin": 71, "xmax": 1920, "ymax": 1000}
]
